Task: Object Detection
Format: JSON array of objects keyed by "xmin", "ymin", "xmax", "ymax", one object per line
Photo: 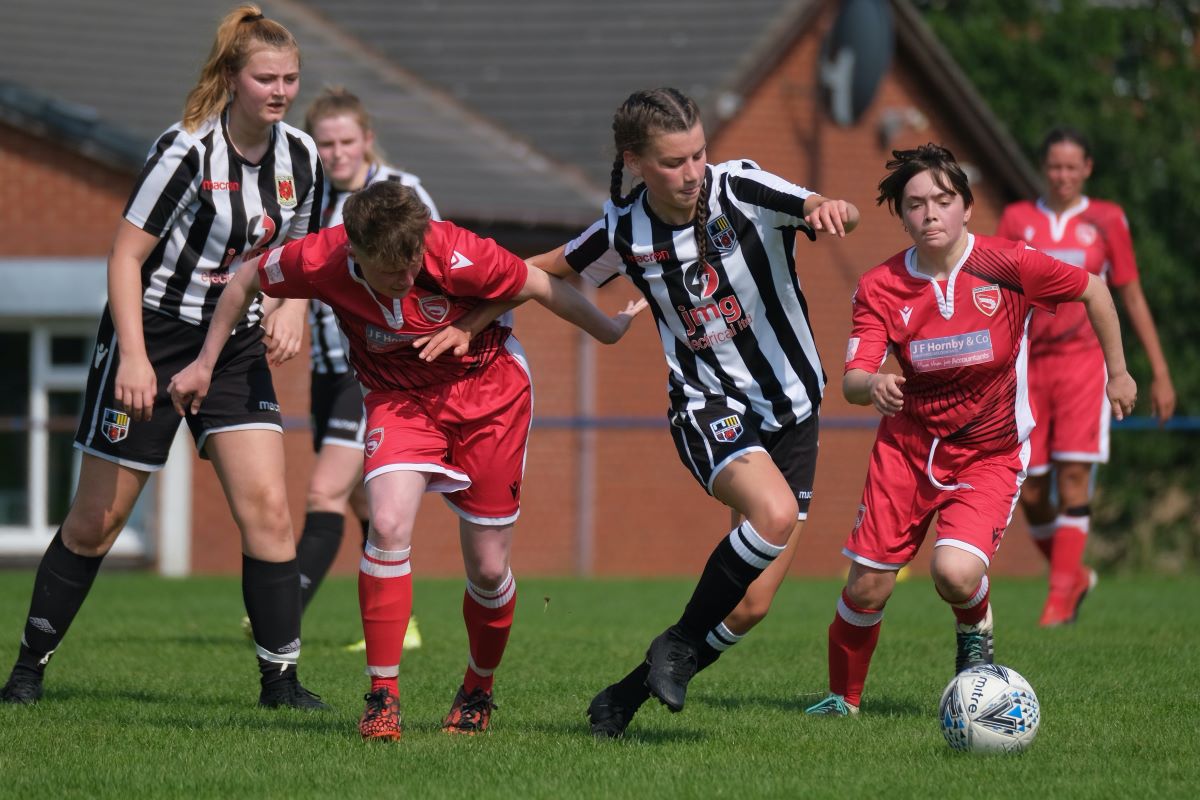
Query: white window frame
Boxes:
[{"xmin": 0, "ymin": 259, "xmax": 192, "ymax": 574}]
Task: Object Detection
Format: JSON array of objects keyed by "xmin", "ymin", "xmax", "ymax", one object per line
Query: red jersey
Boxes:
[
  {"xmin": 996, "ymin": 197, "xmax": 1138, "ymax": 356},
  {"xmin": 258, "ymin": 220, "xmax": 527, "ymax": 391},
  {"xmin": 845, "ymin": 234, "xmax": 1089, "ymax": 452}
]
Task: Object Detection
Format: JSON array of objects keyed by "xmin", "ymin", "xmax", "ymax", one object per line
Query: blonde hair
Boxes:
[
  {"xmin": 181, "ymin": 4, "xmax": 300, "ymax": 132},
  {"xmin": 304, "ymin": 86, "xmax": 382, "ymax": 164}
]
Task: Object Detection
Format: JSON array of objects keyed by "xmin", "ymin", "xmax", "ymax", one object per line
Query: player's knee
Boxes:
[
  {"xmin": 930, "ymin": 565, "xmax": 980, "ymax": 603},
  {"xmin": 748, "ymin": 496, "xmax": 799, "ymax": 546},
  {"xmin": 305, "ymin": 484, "xmax": 345, "ymax": 513},
  {"xmin": 845, "ymin": 573, "xmax": 894, "ymax": 610},
  {"xmin": 369, "ymin": 507, "xmax": 415, "ymax": 550},
  {"xmin": 61, "ymin": 500, "xmax": 130, "ymax": 555},
  {"xmin": 468, "ymin": 560, "xmax": 511, "ymax": 590}
]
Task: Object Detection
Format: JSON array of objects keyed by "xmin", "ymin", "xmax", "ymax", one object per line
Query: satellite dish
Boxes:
[{"xmin": 820, "ymin": 0, "xmax": 894, "ymax": 126}]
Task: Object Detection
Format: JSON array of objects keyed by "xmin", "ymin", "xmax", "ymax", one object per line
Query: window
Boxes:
[{"xmin": 0, "ymin": 324, "xmax": 153, "ymax": 557}]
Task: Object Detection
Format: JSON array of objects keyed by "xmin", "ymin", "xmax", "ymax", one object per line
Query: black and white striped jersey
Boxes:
[
  {"xmin": 564, "ymin": 160, "xmax": 826, "ymax": 429},
  {"xmin": 123, "ymin": 112, "xmax": 323, "ymax": 331},
  {"xmin": 310, "ymin": 165, "xmax": 441, "ymax": 374}
]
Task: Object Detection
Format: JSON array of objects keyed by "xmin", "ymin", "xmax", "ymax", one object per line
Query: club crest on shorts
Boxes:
[
  {"xmin": 102, "ymin": 408, "xmax": 130, "ymax": 443},
  {"xmin": 709, "ymin": 414, "xmax": 743, "ymax": 443},
  {"xmin": 706, "ymin": 214, "xmax": 738, "ymax": 253},
  {"xmin": 275, "ymin": 175, "xmax": 297, "ymax": 208},
  {"xmin": 972, "ymin": 284, "xmax": 1000, "ymax": 317},
  {"xmin": 419, "ymin": 294, "xmax": 450, "ymax": 324},
  {"xmin": 365, "ymin": 427, "xmax": 384, "ymax": 457}
]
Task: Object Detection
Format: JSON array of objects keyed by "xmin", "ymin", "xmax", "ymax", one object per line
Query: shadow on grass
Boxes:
[
  {"xmin": 699, "ymin": 690, "xmax": 927, "ymax": 718},
  {"xmin": 519, "ymin": 716, "xmax": 708, "ymax": 744},
  {"xmin": 22, "ymin": 686, "xmax": 349, "ymax": 733}
]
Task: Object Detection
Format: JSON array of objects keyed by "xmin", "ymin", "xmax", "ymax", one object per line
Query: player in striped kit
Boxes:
[
  {"xmin": 997, "ymin": 127, "xmax": 1175, "ymax": 627},
  {"xmin": 289, "ymin": 88, "xmax": 433, "ymax": 652},
  {"xmin": 805, "ymin": 144, "xmax": 1136, "ymax": 716},
  {"xmin": 1, "ymin": 6, "xmax": 327, "ymax": 709},
  {"xmin": 525, "ymin": 88, "xmax": 859, "ymax": 736},
  {"xmin": 169, "ymin": 180, "xmax": 645, "ymax": 740}
]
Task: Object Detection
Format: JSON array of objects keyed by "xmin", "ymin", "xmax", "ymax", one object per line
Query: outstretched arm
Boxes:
[
  {"xmin": 516, "ymin": 263, "xmax": 646, "ymax": 344},
  {"xmin": 168, "ymin": 263, "xmax": 263, "ymax": 415},
  {"xmin": 1079, "ymin": 273, "xmax": 1137, "ymax": 421},
  {"xmin": 803, "ymin": 194, "xmax": 861, "ymax": 237}
]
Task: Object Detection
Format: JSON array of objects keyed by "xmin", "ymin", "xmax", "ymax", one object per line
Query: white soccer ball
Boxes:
[{"xmin": 939, "ymin": 664, "xmax": 1040, "ymax": 754}]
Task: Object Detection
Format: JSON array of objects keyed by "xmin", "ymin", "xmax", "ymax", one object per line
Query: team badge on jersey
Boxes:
[
  {"xmin": 1075, "ymin": 222, "xmax": 1097, "ymax": 247},
  {"xmin": 709, "ymin": 414, "xmax": 743, "ymax": 443},
  {"xmin": 706, "ymin": 215, "xmax": 738, "ymax": 253},
  {"xmin": 365, "ymin": 427, "xmax": 384, "ymax": 457},
  {"xmin": 972, "ymin": 284, "xmax": 1001, "ymax": 317},
  {"xmin": 419, "ymin": 294, "xmax": 450, "ymax": 324},
  {"xmin": 275, "ymin": 175, "xmax": 297, "ymax": 208},
  {"xmin": 102, "ymin": 408, "xmax": 130, "ymax": 443},
  {"xmin": 683, "ymin": 260, "xmax": 720, "ymax": 299}
]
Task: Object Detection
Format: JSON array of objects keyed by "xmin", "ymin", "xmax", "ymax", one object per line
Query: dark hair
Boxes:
[
  {"xmin": 610, "ymin": 88, "xmax": 709, "ymax": 265},
  {"xmin": 876, "ymin": 143, "xmax": 973, "ymax": 215},
  {"xmin": 1038, "ymin": 126, "xmax": 1092, "ymax": 162},
  {"xmin": 343, "ymin": 181, "xmax": 430, "ymax": 266}
]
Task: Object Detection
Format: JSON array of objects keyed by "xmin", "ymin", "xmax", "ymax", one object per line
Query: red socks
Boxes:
[
  {"xmin": 461, "ymin": 570, "xmax": 517, "ymax": 695},
  {"xmin": 359, "ymin": 542, "xmax": 413, "ymax": 694},
  {"xmin": 827, "ymin": 589, "xmax": 884, "ymax": 707}
]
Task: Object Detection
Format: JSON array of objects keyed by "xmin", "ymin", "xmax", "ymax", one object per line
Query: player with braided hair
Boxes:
[{"xmin": 423, "ymin": 87, "xmax": 858, "ymax": 735}]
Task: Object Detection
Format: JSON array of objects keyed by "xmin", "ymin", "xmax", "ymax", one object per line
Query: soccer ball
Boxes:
[{"xmin": 939, "ymin": 664, "xmax": 1040, "ymax": 753}]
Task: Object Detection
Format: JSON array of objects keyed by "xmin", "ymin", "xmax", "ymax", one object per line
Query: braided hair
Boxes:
[{"xmin": 610, "ymin": 88, "xmax": 709, "ymax": 268}]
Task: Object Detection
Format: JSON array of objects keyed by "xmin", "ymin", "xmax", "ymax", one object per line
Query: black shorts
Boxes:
[
  {"xmin": 74, "ymin": 306, "xmax": 282, "ymax": 471},
  {"xmin": 310, "ymin": 370, "xmax": 366, "ymax": 452},
  {"xmin": 668, "ymin": 403, "xmax": 819, "ymax": 518}
]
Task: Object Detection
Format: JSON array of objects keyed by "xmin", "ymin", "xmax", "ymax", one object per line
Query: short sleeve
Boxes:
[
  {"xmin": 439, "ymin": 223, "xmax": 528, "ymax": 301},
  {"xmin": 123, "ymin": 127, "xmax": 200, "ymax": 238},
  {"xmin": 845, "ymin": 278, "xmax": 890, "ymax": 373},
  {"xmin": 256, "ymin": 231, "xmax": 337, "ymax": 299},
  {"xmin": 1017, "ymin": 245, "xmax": 1092, "ymax": 311},
  {"xmin": 1099, "ymin": 206, "xmax": 1139, "ymax": 287},
  {"xmin": 563, "ymin": 215, "xmax": 625, "ymax": 287}
]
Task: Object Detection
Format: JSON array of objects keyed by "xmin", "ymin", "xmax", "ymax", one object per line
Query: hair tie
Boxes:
[{"xmin": 242, "ymin": 12, "xmax": 264, "ymax": 23}]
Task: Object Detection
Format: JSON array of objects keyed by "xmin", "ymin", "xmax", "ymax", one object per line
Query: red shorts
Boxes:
[
  {"xmin": 843, "ymin": 414, "xmax": 1029, "ymax": 570},
  {"xmin": 1026, "ymin": 347, "xmax": 1110, "ymax": 474},
  {"xmin": 362, "ymin": 338, "xmax": 532, "ymax": 525}
]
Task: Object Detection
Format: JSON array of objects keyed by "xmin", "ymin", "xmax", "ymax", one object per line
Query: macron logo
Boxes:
[
  {"xmin": 94, "ymin": 343, "xmax": 109, "ymax": 369},
  {"xmin": 900, "ymin": 306, "xmax": 913, "ymax": 326},
  {"xmin": 449, "ymin": 251, "xmax": 474, "ymax": 270}
]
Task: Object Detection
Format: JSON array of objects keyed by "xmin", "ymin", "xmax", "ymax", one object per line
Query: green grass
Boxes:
[{"xmin": 0, "ymin": 572, "xmax": 1196, "ymax": 798}]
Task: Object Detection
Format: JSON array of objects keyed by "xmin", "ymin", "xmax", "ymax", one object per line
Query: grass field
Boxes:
[{"xmin": 0, "ymin": 571, "xmax": 1196, "ymax": 798}]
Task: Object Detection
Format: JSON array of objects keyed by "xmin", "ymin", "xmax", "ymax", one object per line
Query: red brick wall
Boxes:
[
  {"xmin": 5, "ymin": 11, "xmax": 1043, "ymax": 579},
  {"xmin": 0, "ymin": 123, "xmax": 129, "ymax": 252}
]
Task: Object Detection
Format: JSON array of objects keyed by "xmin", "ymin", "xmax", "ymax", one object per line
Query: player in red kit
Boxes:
[
  {"xmin": 169, "ymin": 181, "xmax": 644, "ymax": 741},
  {"xmin": 997, "ymin": 127, "xmax": 1175, "ymax": 627},
  {"xmin": 805, "ymin": 144, "xmax": 1136, "ymax": 716}
]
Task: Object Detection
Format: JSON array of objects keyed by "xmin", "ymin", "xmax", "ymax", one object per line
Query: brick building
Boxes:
[{"xmin": 0, "ymin": 0, "xmax": 1046, "ymax": 576}]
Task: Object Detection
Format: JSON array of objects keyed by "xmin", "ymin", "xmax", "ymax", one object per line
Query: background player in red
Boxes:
[
  {"xmin": 0, "ymin": 4, "xmax": 327, "ymax": 709},
  {"xmin": 288, "ymin": 87, "xmax": 433, "ymax": 652},
  {"xmin": 997, "ymin": 127, "xmax": 1176, "ymax": 626},
  {"xmin": 805, "ymin": 144, "xmax": 1136, "ymax": 716},
  {"xmin": 169, "ymin": 181, "xmax": 644, "ymax": 741}
]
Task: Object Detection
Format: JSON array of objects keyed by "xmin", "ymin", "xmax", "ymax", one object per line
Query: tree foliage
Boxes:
[{"xmin": 914, "ymin": 0, "xmax": 1200, "ymax": 571}]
